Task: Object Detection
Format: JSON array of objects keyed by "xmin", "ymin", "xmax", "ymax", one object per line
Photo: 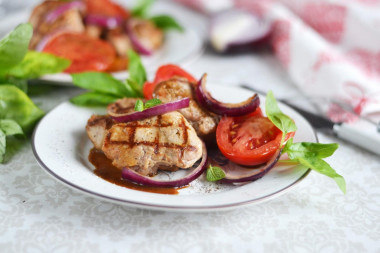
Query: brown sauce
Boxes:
[{"xmin": 88, "ymin": 148, "xmax": 183, "ymax": 195}]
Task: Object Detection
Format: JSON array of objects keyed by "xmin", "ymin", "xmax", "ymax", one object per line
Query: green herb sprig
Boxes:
[
  {"xmin": 265, "ymin": 91, "xmax": 346, "ymax": 194},
  {"xmin": 70, "ymin": 50, "xmax": 146, "ymax": 106},
  {"xmin": 206, "ymin": 91, "xmax": 346, "ymax": 194},
  {"xmin": 131, "ymin": 0, "xmax": 183, "ymax": 32},
  {"xmin": 206, "ymin": 165, "xmax": 225, "ymax": 182},
  {"xmin": 134, "ymin": 98, "xmax": 162, "ymax": 111},
  {"xmin": 0, "ymin": 119, "xmax": 24, "ymax": 163}
]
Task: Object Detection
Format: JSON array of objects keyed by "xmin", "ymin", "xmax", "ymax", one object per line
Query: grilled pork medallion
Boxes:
[
  {"xmin": 86, "ymin": 98, "xmax": 203, "ymax": 177},
  {"xmin": 153, "ymin": 77, "xmax": 220, "ymax": 140}
]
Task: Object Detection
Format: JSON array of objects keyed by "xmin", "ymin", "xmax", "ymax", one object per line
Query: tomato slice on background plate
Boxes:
[
  {"xmin": 143, "ymin": 64, "xmax": 197, "ymax": 99},
  {"xmin": 216, "ymin": 107, "xmax": 295, "ymax": 166},
  {"xmin": 85, "ymin": 0, "xmax": 129, "ymax": 19},
  {"xmin": 43, "ymin": 33, "xmax": 116, "ymax": 73}
]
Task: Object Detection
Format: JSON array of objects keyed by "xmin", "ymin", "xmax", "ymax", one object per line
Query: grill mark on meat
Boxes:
[
  {"xmin": 154, "ymin": 115, "xmax": 162, "ymax": 154},
  {"xmin": 104, "ymin": 116, "xmax": 197, "ymax": 154},
  {"xmin": 106, "ymin": 141, "xmax": 197, "ymax": 151},
  {"xmin": 180, "ymin": 116, "xmax": 188, "ymax": 159},
  {"xmin": 128, "ymin": 121, "xmax": 137, "ymax": 148},
  {"xmin": 117, "ymin": 123, "xmax": 174, "ymax": 128}
]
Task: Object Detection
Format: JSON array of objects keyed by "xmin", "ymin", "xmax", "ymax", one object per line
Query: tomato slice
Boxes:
[
  {"xmin": 153, "ymin": 64, "xmax": 197, "ymax": 84},
  {"xmin": 143, "ymin": 64, "xmax": 196, "ymax": 99},
  {"xmin": 216, "ymin": 107, "xmax": 295, "ymax": 166},
  {"xmin": 142, "ymin": 81, "xmax": 155, "ymax": 99},
  {"xmin": 85, "ymin": 0, "xmax": 129, "ymax": 19},
  {"xmin": 43, "ymin": 33, "xmax": 116, "ymax": 73}
]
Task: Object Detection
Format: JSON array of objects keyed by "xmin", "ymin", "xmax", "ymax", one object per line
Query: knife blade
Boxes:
[{"xmin": 240, "ymin": 85, "xmax": 380, "ymax": 156}]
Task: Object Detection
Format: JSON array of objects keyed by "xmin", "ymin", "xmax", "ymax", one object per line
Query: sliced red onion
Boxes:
[
  {"xmin": 209, "ymin": 9, "xmax": 271, "ymax": 52},
  {"xmin": 126, "ymin": 19, "xmax": 153, "ymax": 56},
  {"xmin": 85, "ymin": 15, "xmax": 124, "ymax": 29},
  {"xmin": 109, "ymin": 98, "xmax": 190, "ymax": 122},
  {"xmin": 195, "ymin": 74, "xmax": 260, "ymax": 116},
  {"xmin": 35, "ymin": 30, "xmax": 65, "ymax": 52},
  {"xmin": 45, "ymin": 1, "xmax": 85, "ymax": 24},
  {"xmin": 220, "ymin": 149, "xmax": 282, "ymax": 183},
  {"xmin": 122, "ymin": 142, "xmax": 207, "ymax": 187}
]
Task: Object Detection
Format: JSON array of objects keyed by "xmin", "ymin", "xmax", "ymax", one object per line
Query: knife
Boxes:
[{"xmin": 240, "ymin": 85, "xmax": 380, "ymax": 156}]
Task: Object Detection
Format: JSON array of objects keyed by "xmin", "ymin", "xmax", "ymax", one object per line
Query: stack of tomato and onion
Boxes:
[
  {"xmin": 117, "ymin": 65, "xmax": 295, "ymax": 187},
  {"xmin": 144, "ymin": 65, "xmax": 293, "ymax": 167}
]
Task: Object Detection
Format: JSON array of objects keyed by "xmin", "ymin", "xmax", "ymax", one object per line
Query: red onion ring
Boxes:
[
  {"xmin": 220, "ymin": 149, "xmax": 282, "ymax": 183},
  {"xmin": 122, "ymin": 142, "xmax": 207, "ymax": 187},
  {"xmin": 45, "ymin": 1, "xmax": 85, "ymax": 24},
  {"xmin": 84, "ymin": 15, "xmax": 124, "ymax": 29},
  {"xmin": 195, "ymin": 74, "xmax": 260, "ymax": 116},
  {"xmin": 109, "ymin": 98, "xmax": 190, "ymax": 122},
  {"xmin": 35, "ymin": 29, "xmax": 66, "ymax": 52},
  {"xmin": 125, "ymin": 19, "xmax": 153, "ymax": 56}
]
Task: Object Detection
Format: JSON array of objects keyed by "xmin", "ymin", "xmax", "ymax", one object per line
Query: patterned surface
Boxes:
[{"xmin": 1, "ymin": 50, "xmax": 380, "ymax": 252}]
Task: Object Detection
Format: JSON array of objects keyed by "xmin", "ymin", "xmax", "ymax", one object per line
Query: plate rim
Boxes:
[{"xmin": 31, "ymin": 87, "xmax": 317, "ymax": 212}]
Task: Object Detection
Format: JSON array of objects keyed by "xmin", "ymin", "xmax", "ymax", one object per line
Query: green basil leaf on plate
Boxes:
[
  {"xmin": 70, "ymin": 91, "xmax": 120, "ymax": 107},
  {"xmin": 150, "ymin": 15, "xmax": 183, "ymax": 31},
  {"xmin": 127, "ymin": 50, "xmax": 147, "ymax": 87},
  {"xmin": 206, "ymin": 165, "xmax": 226, "ymax": 182},
  {"xmin": 265, "ymin": 90, "xmax": 297, "ymax": 144},
  {"xmin": 131, "ymin": 0, "xmax": 154, "ymax": 18},
  {"xmin": 72, "ymin": 72, "xmax": 130, "ymax": 97}
]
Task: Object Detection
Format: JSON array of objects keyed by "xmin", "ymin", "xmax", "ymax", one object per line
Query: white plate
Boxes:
[
  {"xmin": 32, "ymin": 84, "xmax": 316, "ymax": 212},
  {"xmin": 0, "ymin": 1, "xmax": 206, "ymax": 83}
]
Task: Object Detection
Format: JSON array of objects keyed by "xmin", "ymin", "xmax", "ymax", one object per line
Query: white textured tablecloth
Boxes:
[{"xmin": 1, "ymin": 49, "xmax": 379, "ymax": 252}]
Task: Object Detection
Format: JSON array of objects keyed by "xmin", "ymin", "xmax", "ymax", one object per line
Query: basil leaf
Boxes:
[
  {"xmin": 150, "ymin": 15, "xmax": 183, "ymax": 31},
  {"xmin": 126, "ymin": 79, "xmax": 143, "ymax": 98},
  {"xmin": 0, "ymin": 119, "xmax": 24, "ymax": 137},
  {"xmin": 127, "ymin": 50, "xmax": 147, "ymax": 87},
  {"xmin": 284, "ymin": 141, "xmax": 339, "ymax": 159},
  {"xmin": 0, "ymin": 85, "xmax": 44, "ymax": 133},
  {"xmin": 131, "ymin": 0, "xmax": 154, "ymax": 17},
  {"xmin": 7, "ymin": 51, "xmax": 70, "ymax": 79},
  {"xmin": 0, "ymin": 119, "xmax": 24, "ymax": 163},
  {"xmin": 2, "ymin": 136, "xmax": 24, "ymax": 163},
  {"xmin": 284, "ymin": 139, "xmax": 345, "ymax": 194},
  {"xmin": 0, "ymin": 77, "xmax": 28, "ymax": 93},
  {"xmin": 70, "ymin": 92, "xmax": 120, "ymax": 107},
  {"xmin": 0, "ymin": 129, "xmax": 5, "ymax": 163},
  {"xmin": 206, "ymin": 165, "xmax": 226, "ymax": 182},
  {"xmin": 0, "ymin": 23, "xmax": 32, "ymax": 74},
  {"xmin": 134, "ymin": 99, "xmax": 144, "ymax": 111},
  {"xmin": 72, "ymin": 72, "xmax": 131, "ymax": 97},
  {"xmin": 265, "ymin": 91, "xmax": 297, "ymax": 143},
  {"xmin": 144, "ymin": 98, "xmax": 161, "ymax": 109},
  {"xmin": 300, "ymin": 156, "xmax": 346, "ymax": 194}
]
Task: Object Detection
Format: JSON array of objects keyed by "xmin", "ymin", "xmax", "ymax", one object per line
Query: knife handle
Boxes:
[{"xmin": 333, "ymin": 120, "xmax": 380, "ymax": 156}]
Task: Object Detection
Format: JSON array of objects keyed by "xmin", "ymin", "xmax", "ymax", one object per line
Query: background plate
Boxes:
[{"xmin": 0, "ymin": 0, "xmax": 206, "ymax": 84}]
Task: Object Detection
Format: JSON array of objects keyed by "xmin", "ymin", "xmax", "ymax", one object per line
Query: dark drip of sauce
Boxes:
[{"xmin": 89, "ymin": 148, "xmax": 182, "ymax": 195}]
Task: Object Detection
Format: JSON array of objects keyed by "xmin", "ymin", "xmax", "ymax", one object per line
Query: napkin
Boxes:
[{"xmin": 175, "ymin": 0, "xmax": 380, "ymax": 124}]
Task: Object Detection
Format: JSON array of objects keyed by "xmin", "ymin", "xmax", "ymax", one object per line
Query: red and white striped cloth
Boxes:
[{"xmin": 176, "ymin": 0, "xmax": 380, "ymax": 123}]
